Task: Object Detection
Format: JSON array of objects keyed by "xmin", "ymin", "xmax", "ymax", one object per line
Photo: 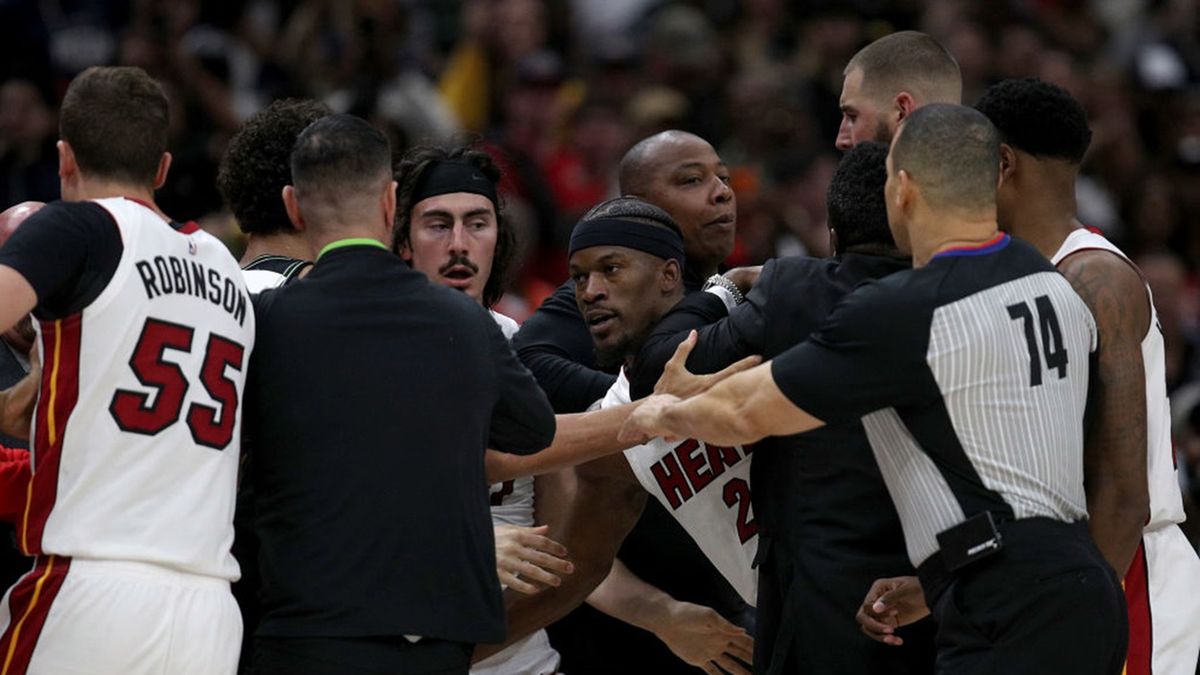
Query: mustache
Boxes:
[{"xmin": 439, "ymin": 254, "xmax": 479, "ymax": 276}]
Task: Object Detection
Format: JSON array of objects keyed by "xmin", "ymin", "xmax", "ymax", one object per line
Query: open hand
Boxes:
[
  {"xmin": 653, "ymin": 331, "xmax": 762, "ymax": 400},
  {"xmin": 618, "ymin": 394, "xmax": 682, "ymax": 445},
  {"xmin": 494, "ymin": 524, "xmax": 573, "ymax": 595},
  {"xmin": 654, "ymin": 601, "xmax": 754, "ymax": 675}
]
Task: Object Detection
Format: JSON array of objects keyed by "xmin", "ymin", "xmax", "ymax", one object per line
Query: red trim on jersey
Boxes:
[
  {"xmin": 1084, "ymin": 225, "xmax": 1104, "ymax": 235},
  {"xmin": 1124, "ymin": 540, "xmax": 1153, "ymax": 675},
  {"xmin": 176, "ymin": 221, "xmax": 200, "ymax": 234},
  {"xmin": 933, "ymin": 233, "xmax": 1008, "ymax": 258},
  {"xmin": 0, "ymin": 555, "xmax": 71, "ymax": 675},
  {"xmin": 20, "ymin": 318, "xmax": 82, "ymax": 556},
  {"xmin": 0, "ymin": 448, "xmax": 31, "ymax": 524}
]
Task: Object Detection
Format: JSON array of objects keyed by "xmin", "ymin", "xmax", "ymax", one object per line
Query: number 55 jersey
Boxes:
[
  {"xmin": 1, "ymin": 197, "xmax": 255, "ymax": 581},
  {"xmin": 602, "ymin": 370, "xmax": 758, "ymax": 605}
]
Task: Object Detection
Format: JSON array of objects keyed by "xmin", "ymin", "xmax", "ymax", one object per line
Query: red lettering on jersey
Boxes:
[
  {"xmin": 650, "ymin": 453, "xmax": 693, "ymax": 509},
  {"xmin": 677, "ymin": 439, "xmax": 716, "ymax": 493},
  {"xmin": 490, "ymin": 480, "xmax": 514, "ymax": 506},
  {"xmin": 706, "ymin": 445, "xmax": 740, "ymax": 475},
  {"xmin": 722, "ymin": 477, "xmax": 758, "ymax": 544}
]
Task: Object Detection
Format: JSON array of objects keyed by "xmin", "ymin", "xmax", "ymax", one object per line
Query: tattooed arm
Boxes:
[{"xmin": 1058, "ymin": 249, "xmax": 1150, "ymax": 577}]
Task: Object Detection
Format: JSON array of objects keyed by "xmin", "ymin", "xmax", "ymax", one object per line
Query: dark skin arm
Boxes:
[
  {"xmin": 474, "ymin": 455, "xmax": 647, "ymax": 661},
  {"xmin": 0, "ymin": 347, "xmax": 39, "ymax": 441},
  {"xmin": 1058, "ymin": 249, "xmax": 1151, "ymax": 577}
]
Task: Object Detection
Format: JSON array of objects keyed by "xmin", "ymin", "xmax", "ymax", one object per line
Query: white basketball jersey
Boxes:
[
  {"xmin": 604, "ymin": 371, "xmax": 758, "ymax": 605},
  {"xmin": 24, "ymin": 197, "xmax": 254, "ymax": 580},
  {"xmin": 474, "ymin": 309, "xmax": 559, "ymax": 675},
  {"xmin": 1052, "ymin": 228, "xmax": 1185, "ymax": 529}
]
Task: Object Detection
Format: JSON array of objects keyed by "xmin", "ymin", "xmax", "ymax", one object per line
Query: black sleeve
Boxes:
[
  {"xmin": 486, "ymin": 309, "xmax": 557, "ymax": 455},
  {"xmin": 629, "ymin": 261, "xmax": 776, "ymax": 399},
  {"xmin": 511, "ymin": 280, "xmax": 616, "ymax": 413},
  {"xmin": 0, "ymin": 201, "xmax": 122, "ymax": 320},
  {"xmin": 770, "ymin": 279, "xmax": 930, "ymax": 425}
]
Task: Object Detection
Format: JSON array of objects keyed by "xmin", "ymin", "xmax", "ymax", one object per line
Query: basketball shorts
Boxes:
[
  {"xmin": 0, "ymin": 557, "xmax": 241, "ymax": 675},
  {"xmin": 1125, "ymin": 524, "xmax": 1200, "ymax": 675}
]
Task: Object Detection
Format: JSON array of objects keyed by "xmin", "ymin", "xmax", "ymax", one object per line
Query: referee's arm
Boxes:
[
  {"xmin": 486, "ymin": 310, "xmax": 558, "ymax": 455},
  {"xmin": 622, "ymin": 360, "xmax": 824, "ymax": 446}
]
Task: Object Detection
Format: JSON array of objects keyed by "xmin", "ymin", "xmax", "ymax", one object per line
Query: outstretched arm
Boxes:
[
  {"xmin": 1059, "ymin": 250, "xmax": 1150, "ymax": 576},
  {"xmin": 587, "ymin": 559, "xmax": 753, "ymax": 675},
  {"xmin": 622, "ymin": 361, "xmax": 824, "ymax": 447},
  {"xmin": 0, "ymin": 344, "xmax": 39, "ymax": 441}
]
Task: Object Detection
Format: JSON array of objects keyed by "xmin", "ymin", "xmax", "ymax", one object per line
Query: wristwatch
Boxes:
[{"xmin": 702, "ymin": 273, "xmax": 745, "ymax": 306}]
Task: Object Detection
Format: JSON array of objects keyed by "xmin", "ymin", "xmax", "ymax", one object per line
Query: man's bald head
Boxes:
[
  {"xmin": 890, "ymin": 104, "xmax": 999, "ymax": 214},
  {"xmin": 615, "ymin": 130, "xmax": 736, "ymax": 274},
  {"xmin": 619, "ymin": 130, "xmax": 708, "ymax": 195},
  {"xmin": 845, "ymin": 31, "xmax": 961, "ymax": 106}
]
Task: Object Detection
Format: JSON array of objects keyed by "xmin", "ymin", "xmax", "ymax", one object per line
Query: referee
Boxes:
[{"xmin": 622, "ymin": 104, "xmax": 1128, "ymax": 674}]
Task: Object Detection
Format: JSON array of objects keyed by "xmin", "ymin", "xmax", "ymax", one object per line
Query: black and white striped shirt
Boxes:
[{"xmin": 772, "ymin": 234, "xmax": 1096, "ymax": 567}]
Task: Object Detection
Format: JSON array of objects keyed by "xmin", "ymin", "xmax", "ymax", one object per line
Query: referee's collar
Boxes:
[
  {"xmin": 317, "ymin": 238, "xmax": 389, "ymax": 260},
  {"xmin": 932, "ymin": 233, "xmax": 1010, "ymax": 260}
]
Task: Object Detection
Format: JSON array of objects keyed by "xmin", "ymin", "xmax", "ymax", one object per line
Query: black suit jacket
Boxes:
[
  {"xmin": 632, "ymin": 253, "xmax": 936, "ymax": 675},
  {"xmin": 245, "ymin": 244, "xmax": 555, "ymax": 645}
]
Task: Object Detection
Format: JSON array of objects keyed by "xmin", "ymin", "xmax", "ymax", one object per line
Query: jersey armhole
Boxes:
[{"xmin": 1057, "ymin": 246, "xmax": 1154, "ymax": 338}]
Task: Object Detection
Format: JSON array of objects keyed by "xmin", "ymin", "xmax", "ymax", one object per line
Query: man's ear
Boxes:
[
  {"xmin": 828, "ymin": 228, "xmax": 840, "ymax": 256},
  {"xmin": 893, "ymin": 91, "xmax": 917, "ymax": 126},
  {"xmin": 57, "ymin": 140, "xmax": 76, "ymax": 179},
  {"xmin": 896, "ymin": 169, "xmax": 914, "ymax": 212},
  {"xmin": 660, "ymin": 258, "xmax": 682, "ymax": 292},
  {"xmin": 153, "ymin": 152, "xmax": 172, "ymax": 190},
  {"xmin": 998, "ymin": 143, "xmax": 1017, "ymax": 187},
  {"xmin": 382, "ymin": 179, "xmax": 397, "ymax": 240},
  {"xmin": 282, "ymin": 185, "xmax": 305, "ymax": 232}
]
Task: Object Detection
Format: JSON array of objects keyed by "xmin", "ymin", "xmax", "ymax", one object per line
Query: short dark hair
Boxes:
[
  {"xmin": 290, "ymin": 114, "xmax": 392, "ymax": 200},
  {"xmin": 827, "ymin": 142, "xmax": 893, "ymax": 253},
  {"xmin": 580, "ymin": 196, "xmax": 682, "ymax": 236},
  {"xmin": 393, "ymin": 145, "xmax": 515, "ymax": 308},
  {"xmin": 218, "ymin": 98, "xmax": 330, "ymax": 235},
  {"xmin": 890, "ymin": 104, "xmax": 999, "ymax": 212},
  {"xmin": 59, "ymin": 66, "xmax": 169, "ymax": 186},
  {"xmin": 975, "ymin": 78, "xmax": 1092, "ymax": 164},
  {"xmin": 845, "ymin": 31, "xmax": 961, "ymax": 104}
]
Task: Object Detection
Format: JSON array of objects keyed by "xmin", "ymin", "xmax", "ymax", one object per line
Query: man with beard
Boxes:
[{"xmin": 835, "ymin": 31, "xmax": 961, "ymax": 152}]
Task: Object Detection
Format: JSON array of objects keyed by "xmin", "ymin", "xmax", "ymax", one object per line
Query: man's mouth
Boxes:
[
  {"xmin": 441, "ymin": 265, "xmax": 476, "ymax": 288},
  {"xmin": 705, "ymin": 213, "xmax": 735, "ymax": 230},
  {"xmin": 585, "ymin": 309, "xmax": 619, "ymax": 335}
]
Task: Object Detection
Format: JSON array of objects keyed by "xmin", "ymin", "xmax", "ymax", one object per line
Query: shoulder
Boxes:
[
  {"xmin": 23, "ymin": 199, "xmax": 116, "ymax": 233},
  {"xmin": 490, "ymin": 310, "xmax": 520, "ymax": 340},
  {"xmin": 1055, "ymin": 247, "xmax": 1149, "ymax": 335}
]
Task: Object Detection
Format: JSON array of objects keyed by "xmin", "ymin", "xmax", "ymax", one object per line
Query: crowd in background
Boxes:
[{"xmin": 2, "ymin": 0, "xmax": 1199, "ymax": 540}]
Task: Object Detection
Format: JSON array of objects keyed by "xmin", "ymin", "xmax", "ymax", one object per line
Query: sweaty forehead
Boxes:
[{"xmin": 412, "ymin": 192, "xmax": 495, "ymax": 219}]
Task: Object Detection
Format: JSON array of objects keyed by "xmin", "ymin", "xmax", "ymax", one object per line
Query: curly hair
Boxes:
[
  {"xmin": 217, "ymin": 98, "xmax": 331, "ymax": 235},
  {"xmin": 975, "ymin": 78, "xmax": 1091, "ymax": 164},
  {"xmin": 827, "ymin": 142, "xmax": 894, "ymax": 254},
  {"xmin": 393, "ymin": 145, "xmax": 516, "ymax": 309}
]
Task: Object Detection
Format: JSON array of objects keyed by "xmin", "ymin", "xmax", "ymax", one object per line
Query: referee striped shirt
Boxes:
[{"xmin": 772, "ymin": 234, "xmax": 1096, "ymax": 566}]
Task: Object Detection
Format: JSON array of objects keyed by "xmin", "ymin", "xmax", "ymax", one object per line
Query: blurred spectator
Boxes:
[{"xmin": 0, "ymin": 79, "xmax": 58, "ymax": 205}]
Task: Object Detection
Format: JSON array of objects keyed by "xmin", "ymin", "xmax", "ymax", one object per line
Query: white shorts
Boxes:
[
  {"xmin": 0, "ymin": 557, "xmax": 242, "ymax": 675},
  {"xmin": 1125, "ymin": 524, "xmax": 1200, "ymax": 675},
  {"xmin": 472, "ymin": 628, "xmax": 560, "ymax": 675}
]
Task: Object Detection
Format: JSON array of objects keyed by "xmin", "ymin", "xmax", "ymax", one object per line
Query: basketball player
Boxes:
[
  {"xmin": 983, "ymin": 78, "xmax": 1199, "ymax": 675},
  {"xmin": 217, "ymin": 99, "xmax": 331, "ymax": 292},
  {"xmin": 0, "ymin": 66, "xmax": 254, "ymax": 674},
  {"xmin": 624, "ymin": 105, "xmax": 1128, "ymax": 674},
  {"xmin": 394, "ymin": 144, "xmax": 571, "ymax": 675},
  {"xmin": 835, "ymin": 31, "xmax": 962, "ymax": 152},
  {"xmin": 630, "ymin": 143, "xmax": 935, "ymax": 674},
  {"xmin": 513, "ymin": 131, "xmax": 752, "ymax": 675}
]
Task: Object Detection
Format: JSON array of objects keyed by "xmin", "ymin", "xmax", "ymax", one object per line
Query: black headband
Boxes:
[
  {"xmin": 568, "ymin": 218, "xmax": 685, "ymax": 268},
  {"xmin": 411, "ymin": 160, "xmax": 499, "ymax": 207}
]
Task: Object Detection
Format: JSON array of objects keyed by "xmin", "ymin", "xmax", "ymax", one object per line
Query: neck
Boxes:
[
  {"xmin": 911, "ymin": 210, "xmax": 1002, "ymax": 268},
  {"xmin": 240, "ymin": 230, "xmax": 314, "ymax": 266},
  {"xmin": 310, "ymin": 228, "xmax": 386, "ymax": 259},
  {"xmin": 69, "ymin": 178, "xmax": 166, "ymax": 221},
  {"xmin": 1003, "ymin": 174, "xmax": 1081, "ymax": 259}
]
